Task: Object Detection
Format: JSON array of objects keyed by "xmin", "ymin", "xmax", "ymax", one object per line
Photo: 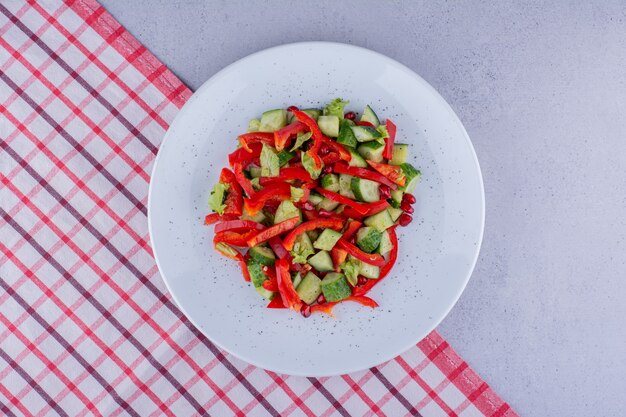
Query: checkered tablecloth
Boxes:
[{"xmin": 0, "ymin": 1, "xmax": 518, "ymax": 416}]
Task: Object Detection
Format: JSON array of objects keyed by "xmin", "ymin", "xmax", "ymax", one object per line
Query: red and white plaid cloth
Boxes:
[{"xmin": 0, "ymin": 1, "xmax": 518, "ymax": 416}]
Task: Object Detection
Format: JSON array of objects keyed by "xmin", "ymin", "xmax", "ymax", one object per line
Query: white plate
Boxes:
[{"xmin": 148, "ymin": 42, "xmax": 484, "ymax": 377}]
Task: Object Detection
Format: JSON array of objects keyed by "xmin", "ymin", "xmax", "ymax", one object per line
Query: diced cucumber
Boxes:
[
  {"xmin": 255, "ymin": 286, "xmax": 275, "ymax": 300},
  {"xmin": 292, "ymin": 272, "xmax": 303, "ymax": 289},
  {"xmin": 364, "ymin": 209, "xmax": 394, "ymax": 231},
  {"xmin": 250, "ymin": 178, "xmax": 262, "ymax": 190},
  {"xmin": 274, "ymin": 200, "xmax": 301, "ymax": 224},
  {"xmin": 321, "ymin": 174, "xmax": 340, "ymax": 192},
  {"xmin": 248, "ymin": 165, "xmax": 262, "ymax": 178},
  {"xmin": 359, "ymin": 262, "xmax": 380, "ymax": 279},
  {"xmin": 308, "ymin": 250, "xmax": 334, "ymax": 272},
  {"xmin": 400, "ymin": 163, "xmax": 421, "ymax": 193},
  {"xmin": 360, "ymin": 105, "xmax": 380, "ymax": 127},
  {"xmin": 339, "ymin": 174, "xmax": 356, "ymax": 199},
  {"xmin": 248, "ymin": 118, "xmax": 261, "ymax": 132},
  {"xmin": 316, "ymin": 198, "xmax": 340, "ymax": 211},
  {"xmin": 296, "ymin": 272, "xmax": 322, "ymax": 304},
  {"xmin": 313, "ymin": 229, "xmax": 342, "ymax": 251},
  {"xmin": 348, "ymin": 149, "xmax": 368, "ymax": 167},
  {"xmin": 387, "ymin": 207, "xmax": 403, "ymax": 222},
  {"xmin": 320, "ymin": 272, "xmax": 351, "ymax": 302},
  {"xmin": 249, "ymin": 246, "xmax": 276, "ymax": 266},
  {"xmin": 317, "ymin": 115, "xmax": 340, "ymax": 137},
  {"xmin": 291, "ymin": 233, "xmax": 314, "ymax": 263},
  {"xmin": 247, "ymin": 260, "xmax": 268, "ymax": 287},
  {"xmin": 350, "ymin": 125, "xmax": 382, "ymax": 142},
  {"xmin": 337, "ymin": 119, "xmax": 357, "ymax": 148},
  {"xmin": 259, "ymin": 109, "xmax": 287, "ymax": 132},
  {"xmin": 378, "ymin": 230, "xmax": 393, "ymax": 256},
  {"xmin": 357, "ymin": 141, "xmax": 385, "ymax": 163},
  {"xmin": 390, "ymin": 189, "xmax": 403, "ymax": 208},
  {"xmin": 351, "ymin": 177, "xmax": 380, "ymax": 203},
  {"xmin": 277, "ymin": 150, "xmax": 295, "ymax": 167},
  {"xmin": 308, "ymin": 192, "xmax": 324, "ymax": 205},
  {"xmin": 356, "ymin": 227, "xmax": 382, "ymax": 253},
  {"xmin": 390, "ymin": 143, "xmax": 409, "ymax": 165},
  {"xmin": 289, "ymin": 108, "xmax": 321, "ymax": 123}
]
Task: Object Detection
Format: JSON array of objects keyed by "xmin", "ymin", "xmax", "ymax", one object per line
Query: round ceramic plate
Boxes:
[{"xmin": 148, "ymin": 42, "xmax": 484, "ymax": 377}]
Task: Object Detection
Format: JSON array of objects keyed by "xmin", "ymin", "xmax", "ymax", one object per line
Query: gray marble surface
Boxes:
[{"xmin": 100, "ymin": 1, "xmax": 626, "ymax": 415}]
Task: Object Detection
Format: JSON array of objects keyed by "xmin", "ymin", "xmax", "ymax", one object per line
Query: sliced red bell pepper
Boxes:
[
  {"xmin": 336, "ymin": 239, "xmax": 386, "ymax": 266},
  {"xmin": 321, "ymin": 152, "xmax": 341, "ymax": 165},
  {"xmin": 233, "ymin": 163, "xmax": 256, "ymax": 198},
  {"xmin": 262, "ymin": 264, "xmax": 278, "ymax": 292},
  {"xmin": 355, "ymin": 120, "xmax": 375, "ymax": 128},
  {"xmin": 332, "ymin": 163, "xmax": 397, "ymax": 189},
  {"xmin": 239, "ymin": 132, "xmax": 274, "ymax": 152},
  {"xmin": 315, "ymin": 188, "xmax": 369, "ymax": 215},
  {"xmin": 204, "ymin": 213, "xmax": 238, "ymax": 225},
  {"xmin": 213, "ymin": 230, "xmax": 258, "ymax": 247},
  {"xmin": 274, "ymin": 122, "xmax": 308, "ymax": 151},
  {"xmin": 213, "ymin": 242, "xmax": 250, "ymax": 282},
  {"xmin": 344, "ymin": 219, "xmax": 363, "ymax": 238},
  {"xmin": 311, "ymin": 295, "xmax": 379, "ymax": 316},
  {"xmin": 366, "ymin": 160, "xmax": 406, "ymax": 187},
  {"xmin": 383, "ymin": 119, "xmax": 396, "ymax": 160},
  {"xmin": 292, "ymin": 109, "xmax": 324, "ymax": 169},
  {"xmin": 219, "ymin": 168, "xmax": 244, "ymax": 216},
  {"xmin": 243, "ymin": 182, "xmax": 291, "ymax": 215},
  {"xmin": 259, "ymin": 167, "xmax": 312, "ymax": 185},
  {"xmin": 353, "ymin": 227, "xmax": 398, "ymax": 296},
  {"xmin": 247, "ymin": 216, "xmax": 300, "ymax": 247},
  {"xmin": 330, "ymin": 247, "xmax": 348, "ymax": 271},
  {"xmin": 341, "ymin": 200, "xmax": 390, "ymax": 219},
  {"xmin": 214, "ymin": 220, "xmax": 265, "ymax": 233},
  {"xmin": 268, "ymin": 237, "xmax": 290, "ymax": 259},
  {"xmin": 276, "ymin": 258, "xmax": 302, "ymax": 311},
  {"xmin": 320, "ymin": 136, "xmax": 351, "ymax": 162},
  {"xmin": 228, "ymin": 142, "xmax": 262, "ymax": 167},
  {"xmin": 267, "ymin": 294, "xmax": 286, "ymax": 309},
  {"xmin": 262, "ymin": 279, "xmax": 278, "ymax": 292},
  {"xmin": 282, "ymin": 218, "xmax": 344, "ymax": 251},
  {"xmin": 302, "ymin": 210, "xmax": 319, "ymax": 221}
]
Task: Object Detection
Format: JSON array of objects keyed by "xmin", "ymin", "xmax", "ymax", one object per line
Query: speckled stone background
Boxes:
[{"xmin": 99, "ymin": 1, "xmax": 626, "ymax": 415}]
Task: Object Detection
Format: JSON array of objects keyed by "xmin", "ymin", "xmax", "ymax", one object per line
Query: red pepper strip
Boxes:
[
  {"xmin": 356, "ymin": 120, "xmax": 375, "ymax": 128},
  {"xmin": 274, "ymin": 122, "xmax": 308, "ymax": 151},
  {"xmin": 322, "ymin": 152, "xmax": 341, "ymax": 165},
  {"xmin": 341, "ymin": 200, "xmax": 390, "ymax": 219},
  {"xmin": 336, "ymin": 239, "xmax": 386, "ymax": 266},
  {"xmin": 302, "ymin": 210, "xmax": 319, "ymax": 221},
  {"xmin": 262, "ymin": 265, "xmax": 279, "ymax": 292},
  {"xmin": 383, "ymin": 119, "xmax": 396, "ymax": 160},
  {"xmin": 332, "ymin": 163, "xmax": 397, "ymax": 189},
  {"xmin": 344, "ymin": 219, "xmax": 363, "ymax": 238},
  {"xmin": 228, "ymin": 143, "xmax": 262, "ymax": 167},
  {"xmin": 213, "ymin": 242, "xmax": 250, "ymax": 282},
  {"xmin": 204, "ymin": 213, "xmax": 238, "ymax": 225},
  {"xmin": 267, "ymin": 294, "xmax": 286, "ymax": 309},
  {"xmin": 247, "ymin": 217, "xmax": 300, "ymax": 247},
  {"xmin": 233, "ymin": 163, "xmax": 256, "ymax": 198},
  {"xmin": 219, "ymin": 168, "xmax": 244, "ymax": 216},
  {"xmin": 320, "ymin": 136, "xmax": 351, "ymax": 162},
  {"xmin": 330, "ymin": 248, "xmax": 348, "ymax": 271},
  {"xmin": 239, "ymin": 132, "xmax": 274, "ymax": 152},
  {"xmin": 366, "ymin": 160, "xmax": 406, "ymax": 187},
  {"xmin": 243, "ymin": 182, "xmax": 292, "ymax": 215},
  {"xmin": 292, "ymin": 110, "xmax": 323, "ymax": 169},
  {"xmin": 214, "ymin": 220, "xmax": 265, "ymax": 233},
  {"xmin": 268, "ymin": 237, "xmax": 290, "ymax": 259},
  {"xmin": 353, "ymin": 227, "xmax": 398, "ymax": 296},
  {"xmin": 311, "ymin": 295, "xmax": 379, "ymax": 316},
  {"xmin": 276, "ymin": 258, "xmax": 302, "ymax": 311},
  {"xmin": 315, "ymin": 188, "xmax": 369, "ymax": 215},
  {"xmin": 282, "ymin": 218, "xmax": 344, "ymax": 251},
  {"xmin": 239, "ymin": 258, "xmax": 252, "ymax": 282},
  {"xmin": 213, "ymin": 230, "xmax": 258, "ymax": 247},
  {"xmin": 259, "ymin": 167, "xmax": 312, "ymax": 185}
]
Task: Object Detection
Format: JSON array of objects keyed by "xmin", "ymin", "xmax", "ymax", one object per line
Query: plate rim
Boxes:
[{"xmin": 148, "ymin": 41, "xmax": 485, "ymax": 376}]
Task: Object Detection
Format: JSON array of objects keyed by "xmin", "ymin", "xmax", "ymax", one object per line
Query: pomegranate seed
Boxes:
[
  {"xmin": 323, "ymin": 165, "xmax": 333, "ymax": 174},
  {"xmin": 287, "ymin": 105, "xmax": 299, "ymax": 112},
  {"xmin": 300, "ymin": 305, "xmax": 311, "ymax": 318},
  {"xmin": 379, "ymin": 185, "xmax": 391, "ymax": 199},
  {"xmin": 344, "ymin": 112, "xmax": 356, "ymax": 120},
  {"xmin": 402, "ymin": 193, "xmax": 416, "ymax": 204},
  {"xmin": 398, "ymin": 213, "xmax": 413, "ymax": 226},
  {"xmin": 319, "ymin": 146, "xmax": 331, "ymax": 156},
  {"xmin": 319, "ymin": 209, "xmax": 334, "ymax": 217},
  {"xmin": 317, "ymin": 294, "xmax": 326, "ymax": 304},
  {"xmin": 357, "ymin": 276, "xmax": 368, "ymax": 285},
  {"xmin": 400, "ymin": 201, "xmax": 414, "ymax": 214}
]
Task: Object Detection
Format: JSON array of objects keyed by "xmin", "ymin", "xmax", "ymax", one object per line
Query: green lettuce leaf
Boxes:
[
  {"xmin": 208, "ymin": 182, "xmax": 229, "ymax": 215},
  {"xmin": 290, "ymin": 186, "xmax": 305, "ymax": 202},
  {"xmin": 301, "ymin": 152, "xmax": 322, "ymax": 180},
  {"xmin": 260, "ymin": 143, "xmax": 280, "ymax": 177},
  {"xmin": 290, "ymin": 131, "xmax": 312, "ymax": 151},
  {"xmin": 323, "ymin": 98, "xmax": 349, "ymax": 120},
  {"xmin": 341, "ymin": 258, "xmax": 361, "ymax": 286}
]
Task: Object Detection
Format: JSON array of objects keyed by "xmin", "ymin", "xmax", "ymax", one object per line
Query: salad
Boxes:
[{"xmin": 205, "ymin": 99, "xmax": 421, "ymax": 317}]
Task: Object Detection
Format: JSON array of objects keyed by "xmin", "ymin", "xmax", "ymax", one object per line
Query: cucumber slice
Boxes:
[
  {"xmin": 316, "ymin": 198, "xmax": 340, "ymax": 211},
  {"xmin": 308, "ymin": 250, "xmax": 334, "ymax": 272},
  {"xmin": 359, "ymin": 262, "xmax": 380, "ymax": 279},
  {"xmin": 390, "ymin": 189, "xmax": 403, "ymax": 208},
  {"xmin": 313, "ymin": 229, "xmax": 342, "ymax": 251},
  {"xmin": 364, "ymin": 209, "xmax": 394, "ymax": 231},
  {"xmin": 249, "ymin": 246, "xmax": 276, "ymax": 266},
  {"xmin": 274, "ymin": 200, "xmax": 301, "ymax": 224},
  {"xmin": 259, "ymin": 109, "xmax": 287, "ymax": 132},
  {"xmin": 317, "ymin": 115, "xmax": 340, "ymax": 137},
  {"xmin": 360, "ymin": 105, "xmax": 380, "ymax": 127},
  {"xmin": 277, "ymin": 150, "xmax": 295, "ymax": 167},
  {"xmin": 255, "ymin": 286, "xmax": 275, "ymax": 300},
  {"xmin": 338, "ymin": 174, "xmax": 355, "ymax": 199},
  {"xmin": 351, "ymin": 177, "xmax": 380, "ymax": 203},
  {"xmin": 247, "ymin": 260, "xmax": 268, "ymax": 287},
  {"xmin": 390, "ymin": 143, "xmax": 409, "ymax": 165},
  {"xmin": 337, "ymin": 119, "xmax": 357, "ymax": 148},
  {"xmin": 357, "ymin": 141, "xmax": 385, "ymax": 163},
  {"xmin": 308, "ymin": 192, "xmax": 324, "ymax": 205},
  {"xmin": 248, "ymin": 165, "xmax": 262, "ymax": 178},
  {"xmin": 294, "ymin": 231, "xmax": 314, "ymax": 251},
  {"xmin": 296, "ymin": 272, "xmax": 322, "ymax": 304},
  {"xmin": 320, "ymin": 272, "xmax": 351, "ymax": 302},
  {"xmin": 292, "ymin": 272, "xmax": 303, "ymax": 289},
  {"xmin": 348, "ymin": 149, "xmax": 368, "ymax": 167},
  {"xmin": 378, "ymin": 230, "xmax": 393, "ymax": 256},
  {"xmin": 387, "ymin": 207, "xmax": 403, "ymax": 222},
  {"xmin": 400, "ymin": 163, "xmax": 421, "ymax": 193},
  {"xmin": 350, "ymin": 125, "xmax": 382, "ymax": 142},
  {"xmin": 356, "ymin": 227, "xmax": 382, "ymax": 253},
  {"xmin": 320, "ymin": 174, "xmax": 340, "ymax": 192}
]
